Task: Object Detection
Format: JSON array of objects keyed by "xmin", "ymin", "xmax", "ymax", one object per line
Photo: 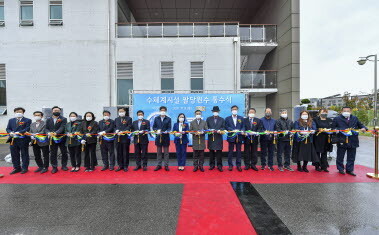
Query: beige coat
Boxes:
[{"xmin": 190, "ymin": 119, "xmax": 208, "ymax": 150}]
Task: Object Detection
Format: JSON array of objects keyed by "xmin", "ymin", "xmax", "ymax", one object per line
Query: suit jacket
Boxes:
[
  {"xmin": 152, "ymin": 116, "xmax": 172, "ymax": 146},
  {"xmin": 189, "ymin": 119, "xmax": 208, "ymax": 150},
  {"xmin": 6, "ymin": 117, "xmax": 32, "ymax": 145},
  {"xmin": 225, "ymin": 115, "xmax": 244, "ymax": 143},
  {"xmin": 332, "ymin": 115, "xmax": 367, "ymax": 148},
  {"xmin": 206, "ymin": 116, "xmax": 225, "ymax": 150},
  {"xmin": 29, "ymin": 121, "xmax": 49, "ymax": 147},
  {"xmin": 98, "ymin": 119, "xmax": 115, "ymax": 144},
  {"xmin": 65, "ymin": 121, "xmax": 82, "ymax": 147},
  {"xmin": 243, "ymin": 117, "xmax": 263, "ymax": 144},
  {"xmin": 46, "ymin": 116, "xmax": 67, "ymax": 144},
  {"xmin": 131, "ymin": 119, "xmax": 150, "ymax": 145},
  {"xmin": 172, "ymin": 122, "xmax": 189, "ymax": 145},
  {"xmin": 114, "ymin": 116, "xmax": 132, "ymax": 144},
  {"xmin": 81, "ymin": 121, "xmax": 99, "ymax": 145}
]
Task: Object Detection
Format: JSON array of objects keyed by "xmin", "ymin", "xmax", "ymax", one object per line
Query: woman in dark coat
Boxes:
[
  {"xmin": 65, "ymin": 112, "xmax": 82, "ymax": 172},
  {"xmin": 313, "ymin": 109, "xmax": 333, "ymax": 172},
  {"xmin": 292, "ymin": 111, "xmax": 320, "ymax": 172},
  {"xmin": 81, "ymin": 112, "xmax": 99, "ymax": 172},
  {"xmin": 173, "ymin": 113, "xmax": 189, "ymax": 171}
]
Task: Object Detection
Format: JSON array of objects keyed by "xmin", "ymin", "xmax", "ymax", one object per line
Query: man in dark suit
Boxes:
[
  {"xmin": 332, "ymin": 106, "xmax": 367, "ymax": 176},
  {"xmin": 114, "ymin": 107, "xmax": 132, "ymax": 172},
  {"xmin": 206, "ymin": 106, "xmax": 225, "ymax": 172},
  {"xmin": 6, "ymin": 107, "xmax": 32, "ymax": 174},
  {"xmin": 29, "ymin": 111, "xmax": 50, "ymax": 173},
  {"xmin": 260, "ymin": 108, "xmax": 276, "ymax": 171},
  {"xmin": 225, "ymin": 105, "xmax": 245, "ymax": 172},
  {"xmin": 153, "ymin": 106, "xmax": 172, "ymax": 171},
  {"xmin": 46, "ymin": 106, "xmax": 68, "ymax": 174},
  {"xmin": 132, "ymin": 110, "xmax": 150, "ymax": 171},
  {"xmin": 98, "ymin": 110, "xmax": 116, "ymax": 171},
  {"xmin": 243, "ymin": 108, "xmax": 263, "ymax": 171}
]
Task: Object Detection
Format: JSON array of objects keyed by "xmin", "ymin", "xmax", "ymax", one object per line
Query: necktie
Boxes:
[{"xmin": 214, "ymin": 117, "xmax": 217, "ymax": 124}]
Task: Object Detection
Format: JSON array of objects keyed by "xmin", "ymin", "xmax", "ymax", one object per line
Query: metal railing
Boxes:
[
  {"xmin": 239, "ymin": 24, "xmax": 277, "ymax": 43},
  {"xmin": 240, "ymin": 70, "xmax": 277, "ymax": 89}
]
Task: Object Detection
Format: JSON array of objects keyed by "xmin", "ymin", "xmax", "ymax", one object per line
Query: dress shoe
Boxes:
[
  {"xmin": 346, "ymin": 171, "xmax": 356, "ymax": 176},
  {"xmin": 302, "ymin": 166, "xmax": 309, "ymax": 173},
  {"xmin": 124, "ymin": 167, "xmax": 128, "ymax": 172},
  {"xmin": 51, "ymin": 167, "xmax": 58, "ymax": 174},
  {"xmin": 322, "ymin": 168, "xmax": 329, "ymax": 172},
  {"xmin": 10, "ymin": 168, "xmax": 22, "ymax": 175},
  {"xmin": 61, "ymin": 166, "xmax": 68, "ymax": 171},
  {"xmin": 284, "ymin": 166, "xmax": 294, "ymax": 171},
  {"xmin": 193, "ymin": 167, "xmax": 198, "ymax": 172},
  {"xmin": 237, "ymin": 166, "xmax": 242, "ymax": 172},
  {"xmin": 85, "ymin": 168, "xmax": 91, "ymax": 172},
  {"xmin": 199, "ymin": 166, "xmax": 205, "ymax": 172},
  {"xmin": 228, "ymin": 166, "xmax": 233, "ymax": 171},
  {"xmin": 165, "ymin": 166, "xmax": 170, "ymax": 171},
  {"xmin": 244, "ymin": 166, "xmax": 250, "ymax": 170},
  {"xmin": 109, "ymin": 166, "xmax": 114, "ymax": 171},
  {"xmin": 278, "ymin": 167, "xmax": 284, "ymax": 172},
  {"xmin": 101, "ymin": 166, "xmax": 109, "ymax": 171},
  {"xmin": 297, "ymin": 166, "xmax": 303, "ymax": 172},
  {"xmin": 70, "ymin": 168, "xmax": 76, "ymax": 172},
  {"xmin": 34, "ymin": 167, "xmax": 43, "ymax": 173},
  {"xmin": 41, "ymin": 168, "xmax": 48, "ymax": 174},
  {"xmin": 315, "ymin": 166, "xmax": 322, "ymax": 172},
  {"xmin": 115, "ymin": 167, "xmax": 124, "ymax": 172},
  {"xmin": 269, "ymin": 167, "xmax": 275, "ymax": 171},
  {"xmin": 20, "ymin": 169, "xmax": 28, "ymax": 174},
  {"xmin": 143, "ymin": 166, "xmax": 148, "ymax": 171},
  {"xmin": 154, "ymin": 166, "xmax": 162, "ymax": 171},
  {"xmin": 251, "ymin": 165, "xmax": 258, "ymax": 171},
  {"xmin": 261, "ymin": 166, "xmax": 266, "ymax": 170},
  {"xmin": 134, "ymin": 166, "xmax": 141, "ymax": 171},
  {"xmin": 339, "ymin": 170, "xmax": 346, "ymax": 175},
  {"xmin": 218, "ymin": 167, "xmax": 223, "ymax": 172},
  {"xmin": 209, "ymin": 166, "xmax": 215, "ymax": 170}
]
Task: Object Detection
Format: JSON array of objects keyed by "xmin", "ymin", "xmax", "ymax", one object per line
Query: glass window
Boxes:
[
  {"xmin": 191, "ymin": 78, "xmax": 203, "ymax": 90},
  {"xmin": 0, "ymin": 64, "xmax": 6, "ymax": 106},
  {"xmin": 0, "ymin": 6, "xmax": 4, "ymax": 21},
  {"xmin": 161, "ymin": 78, "xmax": 174, "ymax": 90},
  {"xmin": 50, "ymin": 5, "xmax": 62, "ymax": 19},
  {"xmin": 117, "ymin": 79, "xmax": 133, "ymax": 105},
  {"xmin": 21, "ymin": 5, "xmax": 33, "ymax": 21}
]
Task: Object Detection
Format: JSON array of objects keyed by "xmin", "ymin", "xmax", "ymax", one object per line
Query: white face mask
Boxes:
[
  {"xmin": 301, "ymin": 115, "xmax": 308, "ymax": 120},
  {"xmin": 34, "ymin": 116, "xmax": 42, "ymax": 121},
  {"xmin": 179, "ymin": 117, "xmax": 184, "ymax": 122},
  {"xmin": 213, "ymin": 112, "xmax": 219, "ymax": 117},
  {"xmin": 70, "ymin": 117, "xmax": 77, "ymax": 122},
  {"xmin": 119, "ymin": 112, "xmax": 126, "ymax": 117},
  {"xmin": 281, "ymin": 114, "xmax": 288, "ymax": 119},
  {"xmin": 248, "ymin": 113, "xmax": 255, "ymax": 118},
  {"xmin": 15, "ymin": 113, "xmax": 23, "ymax": 118},
  {"xmin": 138, "ymin": 115, "xmax": 144, "ymax": 120},
  {"xmin": 232, "ymin": 110, "xmax": 238, "ymax": 115},
  {"xmin": 103, "ymin": 116, "xmax": 110, "ymax": 120},
  {"xmin": 342, "ymin": 112, "xmax": 351, "ymax": 118},
  {"xmin": 196, "ymin": 115, "xmax": 201, "ymax": 119},
  {"xmin": 86, "ymin": 117, "xmax": 92, "ymax": 121},
  {"xmin": 160, "ymin": 111, "xmax": 166, "ymax": 116}
]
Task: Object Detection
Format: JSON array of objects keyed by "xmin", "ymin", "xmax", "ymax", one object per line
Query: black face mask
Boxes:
[
  {"xmin": 320, "ymin": 113, "xmax": 327, "ymax": 118},
  {"xmin": 53, "ymin": 112, "xmax": 60, "ymax": 116}
]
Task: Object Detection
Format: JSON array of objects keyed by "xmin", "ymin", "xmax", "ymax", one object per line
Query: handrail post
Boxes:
[
  {"xmin": 208, "ymin": 23, "xmax": 210, "ymax": 37},
  {"xmin": 177, "ymin": 23, "xmax": 179, "ymax": 38},
  {"xmin": 130, "ymin": 23, "xmax": 133, "ymax": 38},
  {"xmin": 161, "ymin": 23, "xmax": 164, "ymax": 38},
  {"xmin": 146, "ymin": 23, "xmax": 149, "ymax": 38},
  {"xmin": 249, "ymin": 25, "xmax": 252, "ymax": 42},
  {"xmin": 223, "ymin": 23, "xmax": 226, "ymax": 37},
  {"xmin": 263, "ymin": 25, "xmax": 265, "ymax": 43}
]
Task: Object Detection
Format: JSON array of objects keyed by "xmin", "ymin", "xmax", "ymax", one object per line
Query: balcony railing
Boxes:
[
  {"xmin": 239, "ymin": 24, "xmax": 277, "ymax": 43},
  {"xmin": 240, "ymin": 70, "xmax": 277, "ymax": 89}
]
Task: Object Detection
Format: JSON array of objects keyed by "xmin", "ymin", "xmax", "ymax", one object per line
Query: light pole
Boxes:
[{"xmin": 357, "ymin": 54, "xmax": 378, "ymax": 179}]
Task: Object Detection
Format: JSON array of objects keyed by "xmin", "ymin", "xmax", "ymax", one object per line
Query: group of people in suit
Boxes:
[{"xmin": 6, "ymin": 105, "xmax": 367, "ymax": 176}]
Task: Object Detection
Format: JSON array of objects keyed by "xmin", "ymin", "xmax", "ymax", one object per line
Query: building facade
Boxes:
[{"xmin": 0, "ymin": 0, "xmax": 300, "ymax": 129}]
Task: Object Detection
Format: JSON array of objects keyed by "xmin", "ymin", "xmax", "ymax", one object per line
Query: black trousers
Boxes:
[
  {"xmin": 277, "ymin": 141, "xmax": 291, "ymax": 167},
  {"xmin": 316, "ymin": 152, "xmax": 329, "ymax": 169},
  {"xmin": 84, "ymin": 143, "xmax": 97, "ymax": 169},
  {"xmin": 134, "ymin": 143, "xmax": 148, "ymax": 167},
  {"xmin": 32, "ymin": 144, "xmax": 49, "ymax": 168},
  {"xmin": 209, "ymin": 150, "xmax": 222, "ymax": 167},
  {"xmin": 68, "ymin": 145, "xmax": 82, "ymax": 168},
  {"xmin": 10, "ymin": 142, "xmax": 29, "ymax": 170},
  {"xmin": 50, "ymin": 142, "xmax": 68, "ymax": 168},
  {"xmin": 244, "ymin": 142, "xmax": 258, "ymax": 167},
  {"xmin": 116, "ymin": 142, "xmax": 130, "ymax": 168},
  {"xmin": 101, "ymin": 142, "xmax": 115, "ymax": 167},
  {"xmin": 193, "ymin": 150, "xmax": 205, "ymax": 167}
]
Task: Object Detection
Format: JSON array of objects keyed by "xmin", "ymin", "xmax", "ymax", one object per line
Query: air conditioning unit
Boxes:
[
  {"xmin": 49, "ymin": 19, "xmax": 63, "ymax": 26},
  {"xmin": 20, "ymin": 20, "xmax": 33, "ymax": 26},
  {"xmin": 0, "ymin": 21, "xmax": 4, "ymax": 26}
]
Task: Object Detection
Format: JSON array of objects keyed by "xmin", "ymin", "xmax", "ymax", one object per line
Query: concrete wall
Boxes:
[{"xmin": 249, "ymin": 96, "xmax": 266, "ymax": 118}]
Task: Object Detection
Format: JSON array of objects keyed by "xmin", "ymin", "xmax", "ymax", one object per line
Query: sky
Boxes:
[{"xmin": 300, "ymin": 0, "xmax": 379, "ymax": 99}]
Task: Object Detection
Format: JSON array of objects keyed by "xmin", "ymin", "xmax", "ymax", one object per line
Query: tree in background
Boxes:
[{"xmin": 301, "ymin": 99, "xmax": 311, "ymax": 104}]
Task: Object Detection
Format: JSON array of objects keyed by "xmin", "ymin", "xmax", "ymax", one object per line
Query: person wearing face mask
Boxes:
[
  {"xmin": 292, "ymin": 111, "xmax": 319, "ymax": 172},
  {"xmin": 98, "ymin": 110, "xmax": 115, "ymax": 171},
  {"xmin": 131, "ymin": 110, "xmax": 150, "ymax": 171},
  {"xmin": 332, "ymin": 106, "xmax": 367, "ymax": 176},
  {"xmin": 190, "ymin": 110, "xmax": 208, "ymax": 172},
  {"xmin": 313, "ymin": 109, "xmax": 333, "ymax": 172},
  {"xmin": 206, "ymin": 106, "xmax": 225, "ymax": 172},
  {"xmin": 260, "ymin": 108, "xmax": 276, "ymax": 171},
  {"xmin": 243, "ymin": 108, "xmax": 263, "ymax": 171},
  {"xmin": 80, "ymin": 112, "xmax": 99, "ymax": 172},
  {"xmin": 114, "ymin": 107, "xmax": 133, "ymax": 172},
  {"xmin": 225, "ymin": 105, "xmax": 245, "ymax": 172},
  {"xmin": 45, "ymin": 106, "xmax": 68, "ymax": 174},
  {"xmin": 173, "ymin": 113, "xmax": 189, "ymax": 171},
  {"xmin": 153, "ymin": 106, "xmax": 172, "ymax": 171},
  {"xmin": 29, "ymin": 111, "xmax": 50, "ymax": 173},
  {"xmin": 7, "ymin": 107, "xmax": 32, "ymax": 175},
  {"xmin": 65, "ymin": 112, "xmax": 82, "ymax": 172},
  {"xmin": 275, "ymin": 109, "xmax": 294, "ymax": 172}
]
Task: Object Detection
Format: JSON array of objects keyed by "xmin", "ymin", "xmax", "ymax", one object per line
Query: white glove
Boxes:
[
  {"xmin": 9, "ymin": 132, "xmax": 15, "ymax": 137},
  {"xmin": 156, "ymin": 130, "xmax": 161, "ymax": 135},
  {"xmin": 99, "ymin": 131, "xmax": 105, "ymax": 136},
  {"xmin": 139, "ymin": 131, "xmax": 144, "ymax": 134},
  {"xmin": 300, "ymin": 131, "xmax": 308, "ymax": 135},
  {"xmin": 249, "ymin": 132, "xmax": 255, "ymax": 136},
  {"xmin": 311, "ymin": 130, "xmax": 316, "ymax": 134},
  {"xmin": 284, "ymin": 131, "xmax": 289, "ymax": 135},
  {"xmin": 115, "ymin": 130, "xmax": 120, "ymax": 133},
  {"xmin": 15, "ymin": 132, "xmax": 20, "ymax": 135},
  {"xmin": 31, "ymin": 136, "xmax": 35, "ymax": 140},
  {"xmin": 81, "ymin": 140, "xmax": 86, "ymax": 144}
]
